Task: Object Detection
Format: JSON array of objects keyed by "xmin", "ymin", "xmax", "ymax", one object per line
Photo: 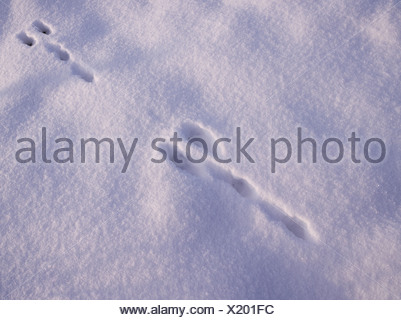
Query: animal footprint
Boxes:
[
  {"xmin": 46, "ymin": 43, "xmax": 70, "ymax": 61},
  {"xmin": 165, "ymin": 122, "xmax": 316, "ymax": 241},
  {"xmin": 181, "ymin": 122, "xmax": 218, "ymax": 148},
  {"xmin": 17, "ymin": 32, "xmax": 35, "ymax": 47},
  {"xmin": 71, "ymin": 62, "xmax": 94, "ymax": 83},
  {"xmin": 33, "ymin": 20, "xmax": 52, "ymax": 35},
  {"xmin": 180, "ymin": 121, "xmax": 230, "ymax": 159}
]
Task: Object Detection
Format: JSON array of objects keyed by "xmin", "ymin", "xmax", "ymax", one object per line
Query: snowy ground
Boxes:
[{"xmin": 0, "ymin": 0, "xmax": 400, "ymax": 299}]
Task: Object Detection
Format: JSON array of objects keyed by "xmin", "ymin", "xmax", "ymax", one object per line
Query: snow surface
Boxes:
[{"xmin": 1, "ymin": 0, "xmax": 401, "ymax": 299}]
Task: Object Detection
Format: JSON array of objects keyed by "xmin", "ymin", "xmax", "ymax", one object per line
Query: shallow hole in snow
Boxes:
[
  {"xmin": 33, "ymin": 20, "xmax": 52, "ymax": 35},
  {"xmin": 17, "ymin": 32, "xmax": 35, "ymax": 47}
]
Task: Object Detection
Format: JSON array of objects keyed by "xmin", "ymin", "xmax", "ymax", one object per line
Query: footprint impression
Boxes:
[
  {"xmin": 163, "ymin": 121, "xmax": 316, "ymax": 241},
  {"xmin": 17, "ymin": 31, "xmax": 35, "ymax": 47},
  {"xmin": 17, "ymin": 20, "xmax": 95, "ymax": 83}
]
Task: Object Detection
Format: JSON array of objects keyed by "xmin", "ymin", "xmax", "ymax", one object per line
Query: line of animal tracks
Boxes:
[
  {"xmin": 17, "ymin": 19, "xmax": 95, "ymax": 83},
  {"xmin": 165, "ymin": 121, "xmax": 317, "ymax": 241}
]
